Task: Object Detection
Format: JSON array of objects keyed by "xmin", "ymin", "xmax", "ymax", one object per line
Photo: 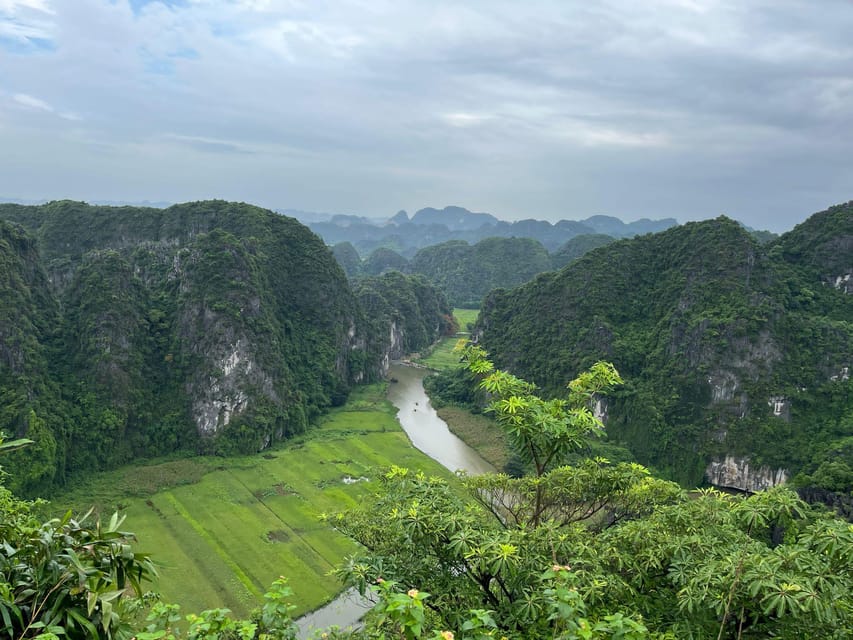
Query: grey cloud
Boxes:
[{"xmin": 0, "ymin": 0, "xmax": 851, "ymax": 231}]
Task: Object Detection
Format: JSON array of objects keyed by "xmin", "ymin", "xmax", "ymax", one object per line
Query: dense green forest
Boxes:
[
  {"xmin": 0, "ymin": 201, "xmax": 453, "ymax": 495},
  {"xmin": 474, "ymin": 203, "xmax": 853, "ymax": 494},
  {"xmin": 330, "ymin": 237, "xmax": 559, "ymax": 308},
  {"xmin": 1, "ymin": 199, "xmax": 851, "ymax": 640},
  {"xmin": 354, "ymin": 271, "xmax": 457, "ymax": 362},
  {"xmin": 550, "ymin": 234, "xmax": 616, "ymax": 270},
  {"xmin": 331, "ymin": 241, "xmax": 363, "ymax": 278},
  {"xmin": 332, "ymin": 235, "xmax": 628, "ymax": 309},
  {"xmin": 409, "ymin": 237, "xmax": 552, "ymax": 308},
  {"xmin": 363, "ymin": 247, "xmax": 410, "ymax": 276}
]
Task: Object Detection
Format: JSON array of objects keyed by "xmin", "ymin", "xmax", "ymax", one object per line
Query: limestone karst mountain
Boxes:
[
  {"xmin": 476, "ymin": 203, "xmax": 852, "ymax": 492},
  {"xmin": 0, "ymin": 200, "xmax": 453, "ymax": 494}
]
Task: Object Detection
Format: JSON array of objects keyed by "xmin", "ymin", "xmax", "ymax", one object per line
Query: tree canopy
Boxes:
[
  {"xmin": 2, "ymin": 339, "xmax": 853, "ymax": 640},
  {"xmin": 329, "ymin": 348, "xmax": 853, "ymax": 639}
]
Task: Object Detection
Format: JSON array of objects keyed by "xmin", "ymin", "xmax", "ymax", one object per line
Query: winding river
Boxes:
[
  {"xmin": 296, "ymin": 362, "xmax": 493, "ymax": 637},
  {"xmin": 385, "ymin": 363, "xmax": 495, "ymax": 475}
]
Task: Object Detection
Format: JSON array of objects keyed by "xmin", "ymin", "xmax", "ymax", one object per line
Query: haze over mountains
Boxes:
[{"xmin": 298, "ymin": 205, "xmax": 678, "ymax": 256}]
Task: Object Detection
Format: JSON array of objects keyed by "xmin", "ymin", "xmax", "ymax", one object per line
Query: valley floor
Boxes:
[{"xmin": 49, "ymin": 383, "xmax": 455, "ymax": 618}]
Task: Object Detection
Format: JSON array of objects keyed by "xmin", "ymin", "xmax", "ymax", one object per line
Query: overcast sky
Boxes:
[{"xmin": 1, "ymin": 0, "xmax": 852, "ymax": 231}]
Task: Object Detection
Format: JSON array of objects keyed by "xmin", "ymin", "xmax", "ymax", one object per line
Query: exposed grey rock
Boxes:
[
  {"xmin": 767, "ymin": 396, "xmax": 791, "ymax": 421},
  {"xmin": 706, "ymin": 455, "xmax": 789, "ymax": 492}
]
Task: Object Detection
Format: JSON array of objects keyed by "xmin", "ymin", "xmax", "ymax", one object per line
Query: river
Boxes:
[
  {"xmin": 385, "ymin": 363, "xmax": 495, "ymax": 475},
  {"xmin": 296, "ymin": 362, "xmax": 492, "ymax": 637}
]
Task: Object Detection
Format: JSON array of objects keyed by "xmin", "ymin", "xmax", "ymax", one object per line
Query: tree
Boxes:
[
  {"xmin": 333, "ymin": 350, "xmax": 671, "ymax": 636},
  {"xmin": 0, "ymin": 435, "xmax": 157, "ymax": 640},
  {"xmin": 458, "ymin": 342, "xmax": 622, "ymax": 479},
  {"xmin": 332, "ymin": 350, "xmax": 853, "ymax": 639}
]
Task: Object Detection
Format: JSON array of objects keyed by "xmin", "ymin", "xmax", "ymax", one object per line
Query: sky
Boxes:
[{"xmin": 1, "ymin": 0, "xmax": 852, "ymax": 231}]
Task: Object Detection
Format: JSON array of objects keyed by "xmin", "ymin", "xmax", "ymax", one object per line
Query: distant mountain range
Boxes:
[{"xmin": 292, "ymin": 205, "xmax": 679, "ymax": 256}]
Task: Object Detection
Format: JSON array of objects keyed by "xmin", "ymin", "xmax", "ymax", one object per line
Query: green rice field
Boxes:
[
  {"xmin": 50, "ymin": 384, "xmax": 455, "ymax": 618},
  {"xmin": 416, "ymin": 308, "xmax": 480, "ymax": 371}
]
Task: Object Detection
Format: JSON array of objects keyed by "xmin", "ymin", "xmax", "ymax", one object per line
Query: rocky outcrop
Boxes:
[
  {"xmin": 186, "ymin": 334, "xmax": 268, "ymax": 437},
  {"xmin": 706, "ymin": 455, "xmax": 789, "ymax": 492},
  {"xmin": 833, "ymin": 272, "xmax": 852, "ymax": 294},
  {"xmin": 377, "ymin": 320, "xmax": 406, "ymax": 377}
]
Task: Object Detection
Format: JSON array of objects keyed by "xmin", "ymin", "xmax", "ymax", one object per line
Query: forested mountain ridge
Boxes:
[
  {"xmin": 354, "ymin": 271, "xmax": 457, "ymax": 366},
  {"xmin": 774, "ymin": 200, "xmax": 853, "ymax": 292},
  {"xmin": 333, "ymin": 235, "xmax": 615, "ymax": 308},
  {"xmin": 0, "ymin": 200, "xmax": 453, "ymax": 495},
  {"xmin": 409, "ymin": 237, "xmax": 552, "ymax": 307},
  {"xmin": 476, "ymin": 203, "xmax": 853, "ymax": 491},
  {"xmin": 550, "ymin": 233, "xmax": 617, "ymax": 270}
]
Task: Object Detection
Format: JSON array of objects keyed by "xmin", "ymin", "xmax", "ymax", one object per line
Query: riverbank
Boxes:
[
  {"xmin": 297, "ymin": 362, "xmax": 497, "ymax": 636},
  {"xmin": 433, "ymin": 406, "xmax": 509, "ymax": 472},
  {"xmin": 387, "ymin": 363, "xmax": 494, "ymax": 476},
  {"xmin": 412, "ymin": 307, "xmax": 512, "ymax": 473}
]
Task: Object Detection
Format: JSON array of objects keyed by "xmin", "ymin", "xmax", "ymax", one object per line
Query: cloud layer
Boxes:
[{"xmin": 1, "ymin": 0, "xmax": 852, "ymax": 230}]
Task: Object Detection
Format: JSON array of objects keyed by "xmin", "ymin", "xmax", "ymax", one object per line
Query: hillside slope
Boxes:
[
  {"xmin": 410, "ymin": 237, "xmax": 552, "ymax": 307},
  {"xmin": 476, "ymin": 205, "xmax": 853, "ymax": 490},
  {"xmin": 0, "ymin": 201, "xmax": 452, "ymax": 494}
]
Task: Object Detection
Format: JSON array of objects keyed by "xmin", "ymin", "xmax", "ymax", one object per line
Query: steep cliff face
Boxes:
[
  {"xmin": 386, "ymin": 321, "xmax": 406, "ymax": 362},
  {"xmin": 0, "ymin": 201, "xmax": 453, "ymax": 494},
  {"xmin": 0, "ymin": 221, "xmax": 56, "ymax": 375},
  {"xmin": 705, "ymin": 456, "xmax": 789, "ymax": 492},
  {"xmin": 173, "ymin": 230, "xmax": 280, "ymax": 441},
  {"xmin": 0, "ymin": 221, "xmax": 63, "ymax": 492},
  {"xmin": 476, "ymin": 207, "xmax": 853, "ymax": 488},
  {"xmin": 62, "ymin": 251, "xmax": 151, "ymax": 408},
  {"xmin": 354, "ymin": 271, "xmax": 456, "ymax": 378}
]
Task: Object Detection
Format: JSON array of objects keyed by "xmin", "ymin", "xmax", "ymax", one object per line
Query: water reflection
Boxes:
[{"xmin": 296, "ymin": 588, "xmax": 375, "ymax": 638}]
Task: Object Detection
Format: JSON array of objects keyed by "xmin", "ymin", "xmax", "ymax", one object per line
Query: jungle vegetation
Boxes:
[
  {"xmin": 0, "ymin": 201, "xmax": 453, "ymax": 495},
  {"xmin": 408, "ymin": 238, "xmax": 552, "ymax": 308},
  {"xmin": 3, "ymin": 349, "xmax": 851, "ymax": 640},
  {"xmin": 332, "ymin": 234, "xmax": 623, "ymax": 309},
  {"xmin": 473, "ymin": 204, "xmax": 852, "ymax": 495},
  {"xmin": 1, "ymin": 199, "xmax": 851, "ymax": 640}
]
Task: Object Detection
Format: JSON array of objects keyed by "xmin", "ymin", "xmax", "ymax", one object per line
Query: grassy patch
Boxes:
[
  {"xmin": 452, "ymin": 308, "xmax": 479, "ymax": 332},
  {"xmin": 53, "ymin": 457, "xmax": 222, "ymax": 515},
  {"xmin": 435, "ymin": 407, "xmax": 510, "ymax": 471},
  {"xmin": 416, "ymin": 337, "xmax": 464, "ymax": 371},
  {"xmin": 416, "ymin": 308, "xmax": 480, "ymax": 371},
  {"xmin": 47, "ymin": 383, "xmax": 456, "ymax": 618}
]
